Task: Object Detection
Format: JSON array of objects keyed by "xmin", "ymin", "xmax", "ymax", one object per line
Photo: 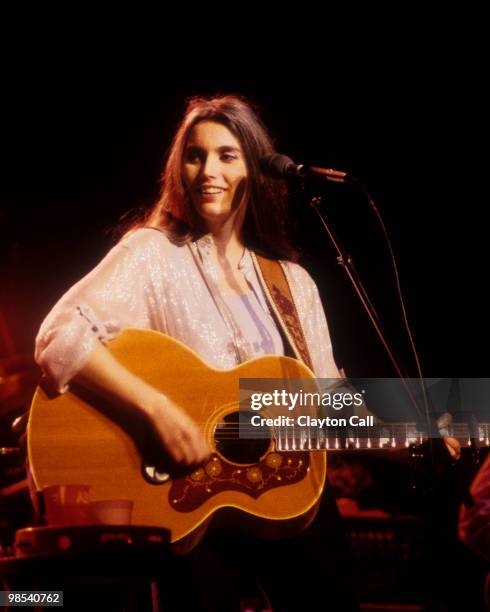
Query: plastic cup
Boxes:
[
  {"xmin": 42, "ymin": 484, "xmax": 92, "ymax": 526},
  {"xmin": 90, "ymin": 500, "xmax": 134, "ymax": 525}
]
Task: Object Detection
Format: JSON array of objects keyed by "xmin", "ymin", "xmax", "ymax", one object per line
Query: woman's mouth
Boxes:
[
  {"xmin": 198, "ymin": 187, "xmax": 227, "ymax": 194},
  {"xmin": 197, "ymin": 186, "xmax": 227, "ymax": 202}
]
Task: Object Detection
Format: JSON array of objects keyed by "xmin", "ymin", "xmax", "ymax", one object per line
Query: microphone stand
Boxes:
[
  {"xmin": 308, "ymin": 194, "xmax": 426, "ymax": 422},
  {"xmin": 309, "ymin": 191, "xmax": 441, "ymax": 495}
]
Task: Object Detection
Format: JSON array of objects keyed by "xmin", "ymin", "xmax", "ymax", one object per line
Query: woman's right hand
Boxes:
[
  {"xmin": 147, "ymin": 394, "xmax": 211, "ymax": 467},
  {"xmin": 72, "ymin": 341, "xmax": 212, "ymax": 468}
]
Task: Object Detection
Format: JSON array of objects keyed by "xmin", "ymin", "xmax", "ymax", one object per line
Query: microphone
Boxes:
[{"xmin": 261, "ymin": 153, "xmax": 353, "ymax": 184}]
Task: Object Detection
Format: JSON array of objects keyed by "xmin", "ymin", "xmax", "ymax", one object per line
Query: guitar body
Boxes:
[{"xmin": 28, "ymin": 329, "xmax": 326, "ymax": 553}]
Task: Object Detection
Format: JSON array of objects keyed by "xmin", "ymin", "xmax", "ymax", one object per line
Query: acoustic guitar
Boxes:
[{"xmin": 27, "ymin": 329, "xmax": 490, "ymax": 553}]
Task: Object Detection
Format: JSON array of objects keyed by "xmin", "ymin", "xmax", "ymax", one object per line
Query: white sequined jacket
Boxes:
[{"xmin": 35, "ymin": 228, "xmax": 339, "ymax": 392}]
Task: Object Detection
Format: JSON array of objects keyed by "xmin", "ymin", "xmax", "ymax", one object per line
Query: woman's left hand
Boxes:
[{"xmin": 444, "ymin": 436, "xmax": 461, "ymax": 460}]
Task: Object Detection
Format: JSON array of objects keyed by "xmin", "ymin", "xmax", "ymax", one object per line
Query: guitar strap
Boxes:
[{"xmin": 251, "ymin": 252, "xmax": 314, "ymax": 372}]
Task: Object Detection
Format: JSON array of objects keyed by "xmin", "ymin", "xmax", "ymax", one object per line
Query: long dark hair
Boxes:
[{"xmin": 122, "ymin": 95, "xmax": 295, "ymax": 260}]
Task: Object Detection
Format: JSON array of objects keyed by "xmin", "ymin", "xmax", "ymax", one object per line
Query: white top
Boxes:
[{"xmin": 35, "ymin": 228, "xmax": 339, "ymax": 392}]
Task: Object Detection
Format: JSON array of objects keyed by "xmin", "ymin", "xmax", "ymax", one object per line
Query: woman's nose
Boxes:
[{"xmin": 201, "ymin": 154, "xmax": 220, "ymax": 178}]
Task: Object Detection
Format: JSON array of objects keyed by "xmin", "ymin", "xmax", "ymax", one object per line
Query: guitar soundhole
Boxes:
[{"xmin": 214, "ymin": 411, "xmax": 270, "ymax": 464}]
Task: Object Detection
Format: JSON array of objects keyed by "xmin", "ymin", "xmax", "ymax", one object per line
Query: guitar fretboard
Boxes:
[{"xmin": 271, "ymin": 422, "xmax": 490, "ymax": 452}]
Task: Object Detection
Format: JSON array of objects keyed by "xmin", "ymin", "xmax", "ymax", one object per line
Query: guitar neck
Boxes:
[{"xmin": 272, "ymin": 422, "xmax": 490, "ymax": 452}]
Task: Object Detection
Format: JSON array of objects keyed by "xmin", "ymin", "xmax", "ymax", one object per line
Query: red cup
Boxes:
[{"xmin": 42, "ymin": 484, "xmax": 92, "ymax": 526}]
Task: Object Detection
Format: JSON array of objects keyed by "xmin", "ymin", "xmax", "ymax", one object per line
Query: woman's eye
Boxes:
[
  {"xmin": 221, "ymin": 153, "xmax": 238, "ymax": 162},
  {"xmin": 185, "ymin": 153, "xmax": 200, "ymax": 163},
  {"xmin": 184, "ymin": 148, "xmax": 203, "ymax": 163}
]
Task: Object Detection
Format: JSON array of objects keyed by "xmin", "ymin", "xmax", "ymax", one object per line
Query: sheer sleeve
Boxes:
[{"xmin": 35, "ymin": 231, "xmax": 154, "ymax": 393}]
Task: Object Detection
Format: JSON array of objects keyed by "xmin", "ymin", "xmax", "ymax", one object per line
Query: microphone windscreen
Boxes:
[{"xmin": 260, "ymin": 153, "xmax": 295, "ymax": 178}]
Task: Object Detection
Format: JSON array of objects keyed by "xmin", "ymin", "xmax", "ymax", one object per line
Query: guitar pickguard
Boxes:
[{"xmin": 168, "ymin": 451, "xmax": 310, "ymax": 512}]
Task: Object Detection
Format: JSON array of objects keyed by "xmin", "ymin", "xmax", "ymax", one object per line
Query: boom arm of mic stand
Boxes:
[{"xmin": 309, "ymin": 194, "xmax": 425, "ymax": 421}]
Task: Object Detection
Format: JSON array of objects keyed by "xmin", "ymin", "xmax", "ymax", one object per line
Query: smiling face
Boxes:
[{"xmin": 182, "ymin": 120, "xmax": 248, "ymax": 232}]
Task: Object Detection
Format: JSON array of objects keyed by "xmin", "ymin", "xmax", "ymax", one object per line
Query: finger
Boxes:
[
  {"xmin": 187, "ymin": 437, "xmax": 207, "ymax": 466},
  {"xmin": 165, "ymin": 428, "xmax": 192, "ymax": 465},
  {"xmin": 444, "ymin": 437, "xmax": 461, "ymax": 461},
  {"xmin": 169, "ymin": 445, "xmax": 185, "ymax": 464},
  {"xmin": 177, "ymin": 432, "xmax": 197, "ymax": 466},
  {"xmin": 186, "ymin": 433, "xmax": 210, "ymax": 466}
]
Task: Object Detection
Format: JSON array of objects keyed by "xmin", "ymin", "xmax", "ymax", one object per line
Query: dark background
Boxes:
[{"xmin": 1, "ymin": 62, "xmax": 485, "ymax": 379}]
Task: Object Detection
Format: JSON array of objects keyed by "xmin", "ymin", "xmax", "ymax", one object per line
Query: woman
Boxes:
[
  {"xmin": 35, "ymin": 95, "xmax": 355, "ymax": 611},
  {"xmin": 35, "ymin": 95, "xmax": 341, "ymax": 466}
]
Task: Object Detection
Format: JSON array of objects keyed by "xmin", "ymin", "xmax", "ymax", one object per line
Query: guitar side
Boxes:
[{"xmin": 27, "ymin": 328, "xmax": 326, "ymax": 553}]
